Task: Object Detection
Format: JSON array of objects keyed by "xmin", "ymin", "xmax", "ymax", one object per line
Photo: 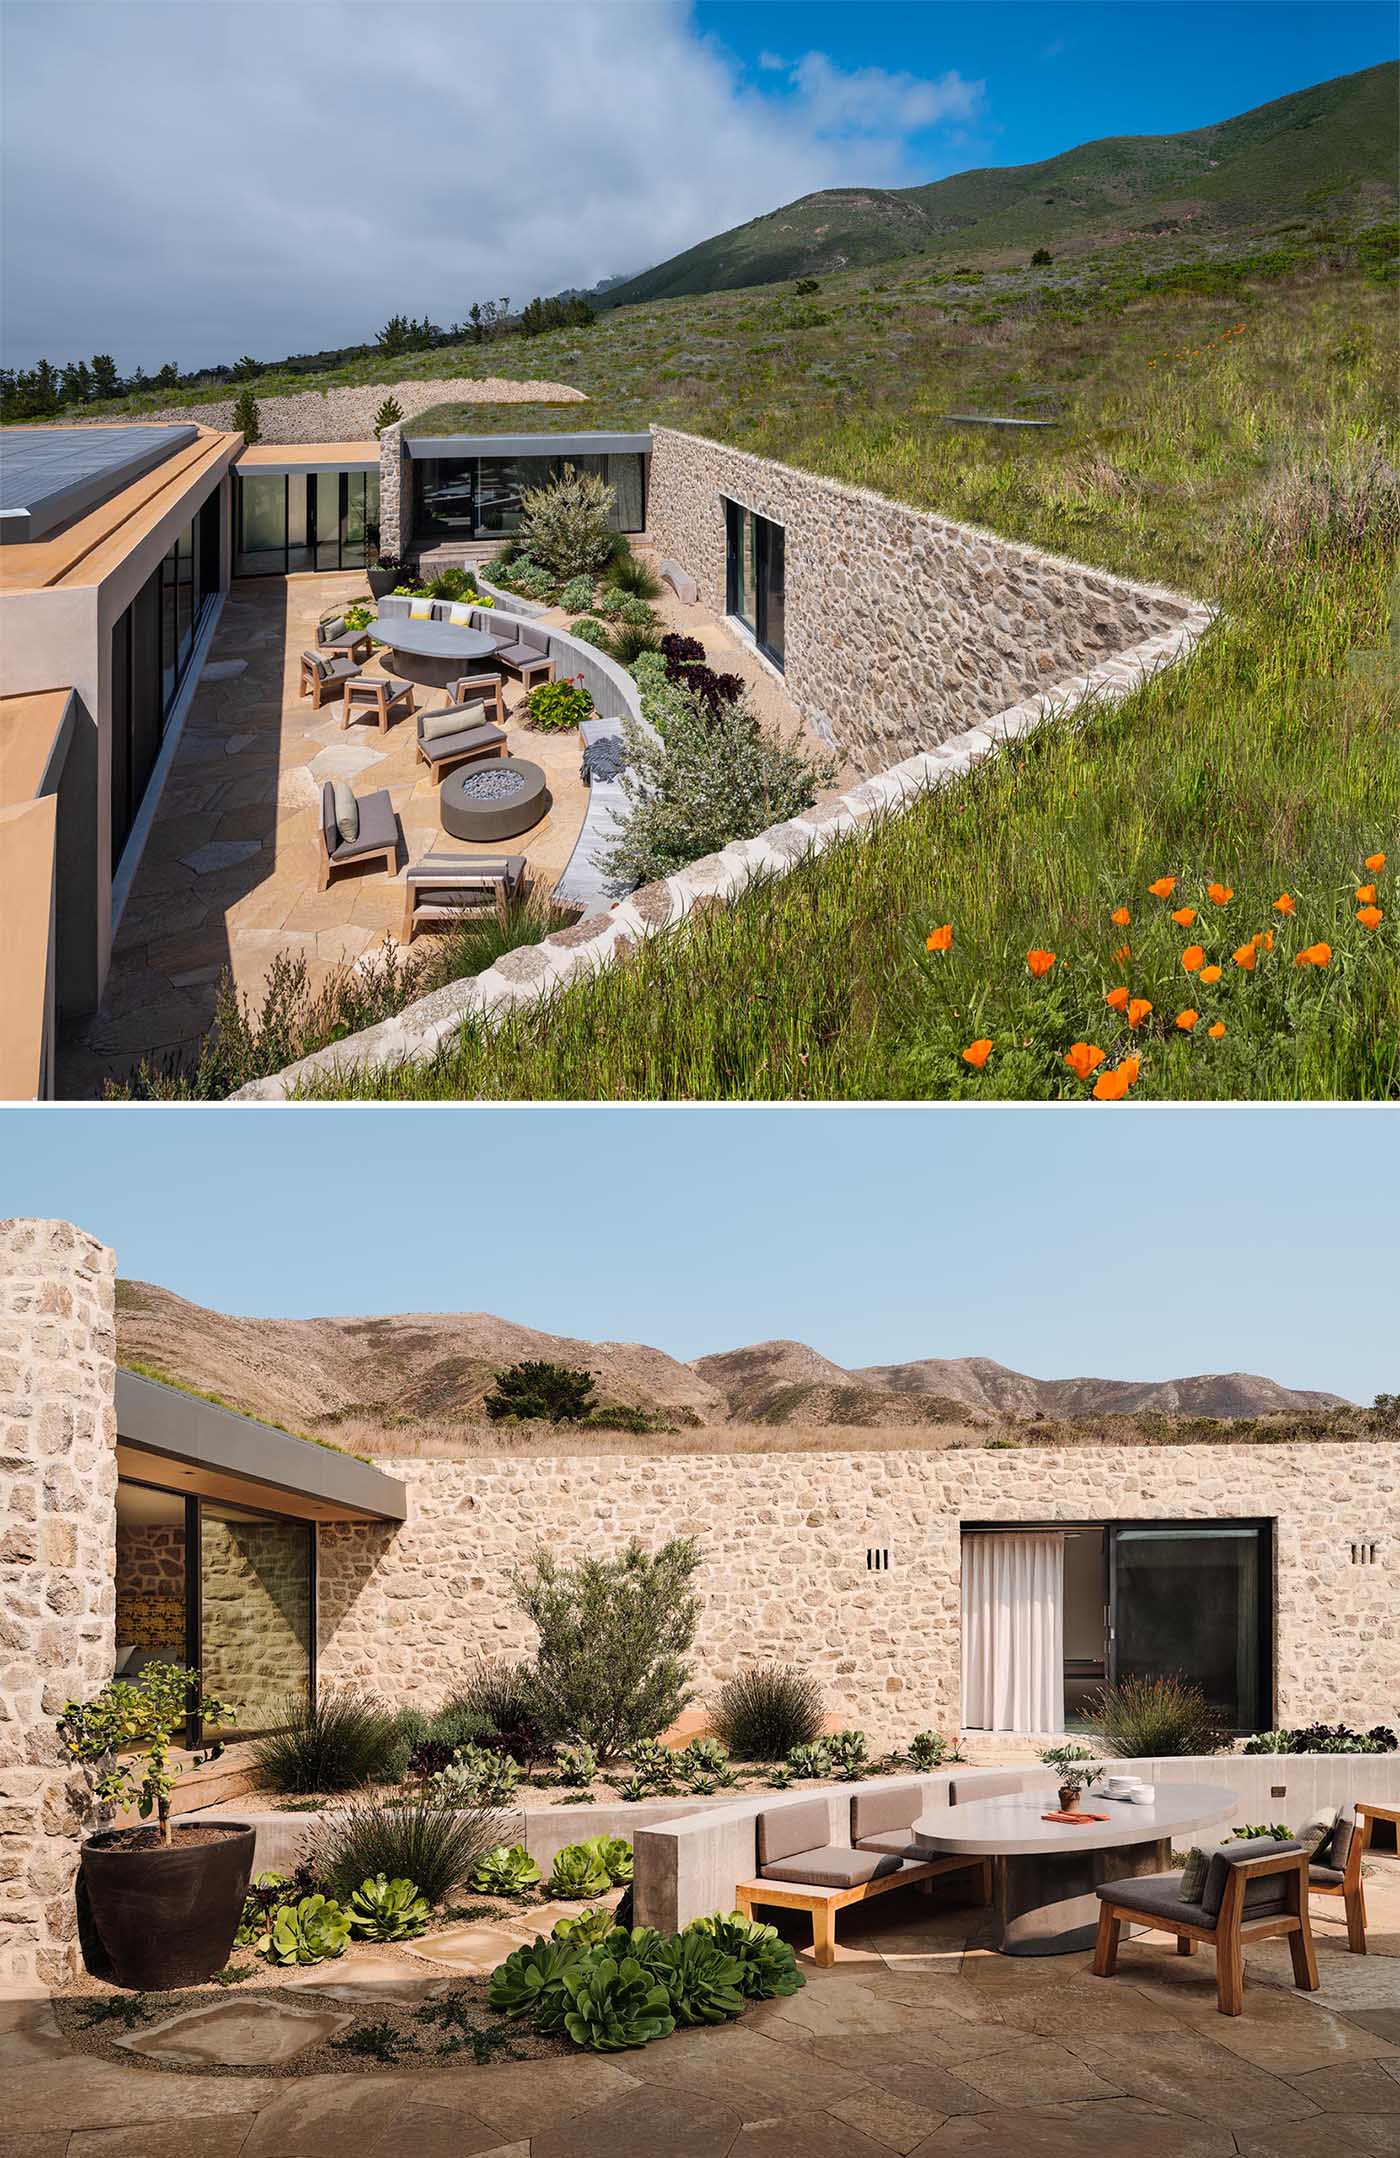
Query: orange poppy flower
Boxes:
[
  {"xmin": 1364, "ymin": 852, "xmax": 1386, "ymax": 872},
  {"xmin": 1356, "ymin": 884, "xmax": 1377, "ymax": 905},
  {"xmin": 1252, "ymin": 930, "xmax": 1274, "ymax": 952},
  {"xmin": 1093, "ymin": 1062, "xmax": 1138, "ymax": 1101},
  {"xmin": 1127, "ymin": 998, "xmax": 1153, "ymax": 1027},
  {"xmin": 1170, "ymin": 906, "xmax": 1196, "ymax": 927},
  {"xmin": 1233, "ymin": 944, "xmax": 1256, "ymax": 972},
  {"xmin": 1175, "ymin": 1009, "xmax": 1199, "ymax": 1031},
  {"xmin": 1110, "ymin": 907, "xmax": 1131, "ymax": 928},
  {"xmin": 1273, "ymin": 894, "xmax": 1295, "ymax": 915},
  {"xmin": 1122, "ymin": 1055, "xmax": 1141, "ymax": 1083},
  {"xmin": 1207, "ymin": 883, "xmax": 1233, "ymax": 905},
  {"xmin": 1207, "ymin": 1021, "xmax": 1226, "ymax": 1039},
  {"xmin": 1112, "ymin": 943, "xmax": 1131, "ymax": 963},
  {"xmin": 1356, "ymin": 905, "xmax": 1383, "ymax": 930},
  {"xmin": 1148, "ymin": 876, "xmax": 1176, "ymax": 899},
  {"xmin": 1026, "ymin": 949, "xmax": 1056, "ymax": 978},
  {"xmin": 1295, "ymin": 943, "xmax": 1332, "ymax": 967},
  {"xmin": 961, "ymin": 1038, "xmax": 993, "ymax": 1070},
  {"xmin": 1104, "ymin": 985, "xmax": 1130, "ymax": 1012},
  {"xmin": 1064, "ymin": 1042, "xmax": 1105, "ymax": 1080},
  {"xmin": 1181, "ymin": 944, "xmax": 1205, "ymax": 973},
  {"xmin": 1199, "ymin": 964, "xmax": 1222, "ymax": 984},
  {"xmin": 926, "ymin": 924, "xmax": 953, "ymax": 952}
]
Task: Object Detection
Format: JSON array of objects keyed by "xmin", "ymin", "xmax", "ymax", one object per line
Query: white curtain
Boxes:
[{"xmin": 961, "ymin": 1532, "xmax": 1064, "ymax": 1733}]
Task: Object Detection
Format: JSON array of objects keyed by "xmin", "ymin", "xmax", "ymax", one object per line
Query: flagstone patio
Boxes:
[{"xmin": 7, "ymin": 1862, "xmax": 1397, "ymax": 2156}]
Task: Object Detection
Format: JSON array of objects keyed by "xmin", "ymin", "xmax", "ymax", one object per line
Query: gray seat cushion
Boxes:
[
  {"xmin": 498, "ymin": 641, "xmax": 547, "ymax": 667},
  {"xmin": 1309, "ymin": 1863, "xmax": 1347, "ymax": 1888},
  {"xmin": 1096, "ymin": 1870, "xmax": 1211, "ymax": 1932},
  {"xmin": 331, "ymin": 789, "xmax": 396, "ymax": 860},
  {"xmin": 761, "ymin": 1845, "xmax": 905, "ymax": 1891},
  {"xmin": 421, "ymin": 721, "xmax": 506, "ymax": 762},
  {"xmin": 854, "ymin": 1830, "xmax": 927, "ymax": 1859}
]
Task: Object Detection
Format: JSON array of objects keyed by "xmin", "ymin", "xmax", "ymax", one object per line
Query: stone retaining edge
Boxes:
[{"xmin": 230, "ymin": 598, "xmax": 1213, "ymax": 1100}]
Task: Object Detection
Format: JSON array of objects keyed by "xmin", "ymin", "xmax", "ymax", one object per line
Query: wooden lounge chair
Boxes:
[
  {"xmin": 1092, "ymin": 1837, "xmax": 1316, "ymax": 2016},
  {"xmin": 445, "ymin": 674, "xmax": 507, "ymax": 720},
  {"xmin": 416, "ymin": 698, "xmax": 508, "ymax": 785},
  {"xmin": 401, "ymin": 852, "xmax": 526, "ymax": 939},
  {"xmin": 735, "ymin": 1796, "xmax": 989, "ymax": 1969},
  {"xmin": 317, "ymin": 613, "xmax": 374, "ymax": 664},
  {"xmin": 342, "ymin": 673, "xmax": 415, "ymax": 733},
  {"xmin": 1310, "ymin": 1802, "xmax": 1394, "ymax": 1953},
  {"xmin": 299, "ymin": 649, "xmax": 363, "ymax": 707},
  {"xmin": 317, "ymin": 780, "xmax": 400, "ymax": 892}
]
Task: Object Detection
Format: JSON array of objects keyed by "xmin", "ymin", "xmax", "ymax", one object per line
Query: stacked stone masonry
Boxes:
[
  {"xmin": 0, "ymin": 1218, "xmax": 116, "ymax": 1987},
  {"xmin": 115, "ymin": 1523, "xmax": 184, "ymax": 1651},
  {"xmin": 316, "ymin": 1442, "xmax": 1399, "ymax": 1744},
  {"xmin": 646, "ymin": 424, "xmax": 1195, "ymax": 772}
]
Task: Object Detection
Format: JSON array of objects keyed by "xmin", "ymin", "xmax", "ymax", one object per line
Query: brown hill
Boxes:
[{"xmin": 848, "ymin": 1354, "xmax": 1346, "ymax": 1421}]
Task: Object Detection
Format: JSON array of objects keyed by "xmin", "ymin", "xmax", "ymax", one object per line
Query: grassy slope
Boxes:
[{"xmin": 299, "ymin": 244, "xmax": 1397, "ymax": 1102}]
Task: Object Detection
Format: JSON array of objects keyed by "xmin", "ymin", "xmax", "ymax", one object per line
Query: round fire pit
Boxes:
[{"xmin": 440, "ymin": 756, "xmax": 550, "ymax": 842}]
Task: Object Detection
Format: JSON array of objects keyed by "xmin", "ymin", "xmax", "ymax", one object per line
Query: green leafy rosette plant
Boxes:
[
  {"xmin": 347, "ymin": 1873, "xmax": 429, "ymax": 1941},
  {"xmin": 433, "ymin": 1744, "xmax": 521, "ymax": 1807},
  {"xmin": 552, "ymin": 1906, "xmax": 617, "ymax": 1950},
  {"xmin": 786, "ymin": 1739, "xmax": 833, "ymax": 1780},
  {"xmin": 234, "ymin": 1871, "xmax": 292, "ymax": 1948},
  {"xmin": 905, "ymin": 1731, "xmax": 949, "ymax": 1770},
  {"xmin": 828, "ymin": 1729, "xmax": 870, "ymax": 1781},
  {"xmin": 548, "ymin": 1841, "xmax": 613, "ymax": 1899},
  {"xmin": 559, "ymin": 574, "xmax": 595, "ymax": 613},
  {"xmin": 684, "ymin": 1910, "xmax": 805, "ymax": 1999},
  {"xmin": 59, "ymin": 1661, "xmax": 235, "ymax": 1843},
  {"xmin": 569, "ymin": 616, "xmax": 611, "ymax": 649},
  {"xmin": 577, "ymin": 1834, "xmax": 632, "ymax": 1885},
  {"xmin": 257, "ymin": 1893, "xmax": 351, "ymax": 1966},
  {"xmin": 624, "ymin": 1739, "xmax": 676, "ymax": 1791},
  {"xmin": 654, "ymin": 1929, "xmax": 746, "ymax": 2026},
  {"xmin": 488, "ymin": 1937, "xmax": 580, "ymax": 2031},
  {"xmin": 471, "ymin": 1843, "xmax": 540, "ymax": 1897},
  {"xmin": 560, "ymin": 1952, "xmax": 675, "ymax": 2051}
]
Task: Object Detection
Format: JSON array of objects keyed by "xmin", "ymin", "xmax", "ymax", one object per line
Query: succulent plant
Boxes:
[
  {"xmin": 684, "ymin": 1910, "xmax": 805, "ymax": 1999},
  {"xmin": 346, "ymin": 1873, "xmax": 429, "ymax": 1941},
  {"xmin": 560, "ymin": 1952, "xmax": 676, "ymax": 2051},
  {"xmin": 610, "ymin": 1774, "xmax": 649, "ymax": 1803},
  {"xmin": 552, "ymin": 1905, "xmax": 617, "ymax": 1950},
  {"xmin": 256, "ymin": 1893, "xmax": 351, "ymax": 1966},
  {"xmin": 786, "ymin": 1740, "xmax": 833, "ymax": 1779},
  {"xmin": 828, "ymin": 1729, "xmax": 870, "ymax": 1781},
  {"xmin": 548, "ymin": 1841, "xmax": 613, "ymax": 1900},
  {"xmin": 654, "ymin": 1929, "xmax": 746, "ymax": 2026},
  {"xmin": 234, "ymin": 1870, "xmax": 291, "ymax": 1947},
  {"xmin": 488, "ymin": 1936, "xmax": 580, "ymax": 2030},
  {"xmin": 905, "ymin": 1731, "xmax": 949, "ymax": 1770},
  {"xmin": 766, "ymin": 1763, "xmax": 794, "ymax": 1790},
  {"xmin": 578, "ymin": 1834, "xmax": 633, "ymax": 1885},
  {"xmin": 625, "ymin": 1739, "xmax": 676, "ymax": 1791},
  {"xmin": 432, "ymin": 1743, "xmax": 521, "ymax": 1808},
  {"xmin": 554, "ymin": 1743, "xmax": 599, "ymax": 1788},
  {"xmin": 470, "ymin": 1843, "xmax": 541, "ymax": 1897}
]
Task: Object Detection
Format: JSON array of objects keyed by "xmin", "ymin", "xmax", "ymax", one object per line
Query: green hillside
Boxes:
[{"xmin": 600, "ymin": 62, "xmax": 1398, "ymax": 305}]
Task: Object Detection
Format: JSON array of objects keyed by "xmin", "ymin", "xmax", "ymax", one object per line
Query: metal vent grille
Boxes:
[{"xmin": 866, "ymin": 1548, "xmax": 890, "ymax": 1573}]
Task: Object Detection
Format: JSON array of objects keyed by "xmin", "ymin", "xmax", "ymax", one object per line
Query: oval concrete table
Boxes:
[
  {"xmin": 370, "ymin": 615, "xmax": 506, "ymax": 696},
  {"xmin": 912, "ymin": 1782, "xmax": 1238, "ymax": 1956}
]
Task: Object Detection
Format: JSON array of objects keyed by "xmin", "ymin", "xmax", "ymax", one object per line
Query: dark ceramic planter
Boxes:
[
  {"xmin": 367, "ymin": 566, "xmax": 401, "ymax": 599},
  {"xmin": 79, "ymin": 1823, "xmax": 256, "ymax": 1989},
  {"xmin": 1058, "ymin": 1784, "xmax": 1081, "ymax": 1813}
]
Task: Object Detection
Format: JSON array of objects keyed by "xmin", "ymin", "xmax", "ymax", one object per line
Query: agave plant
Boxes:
[
  {"xmin": 786, "ymin": 1740, "xmax": 833, "ymax": 1779},
  {"xmin": 654, "ymin": 1929, "xmax": 746, "ymax": 2026},
  {"xmin": 256, "ymin": 1893, "xmax": 351, "ymax": 1966},
  {"xmin": 624, "ymin": 1739, "xmax": 676, "ymax": 1791},
  {"xmin": 488, "ymin": 1936, "xmax": 580, "ymax": 2031},
  {"xmin": 904, "ymin": 1731, "xmax": 950, "ymax": 1770},
  {"xmin": 676, "ymin": 1738, "xmax": 730, "ymax": 1780},
  {"xmin": 432, "ymin": 1743, "xmax": 521, "ymax": 1807},
  {"xmin": 560, "ymin": 1953, "xmax": 675, "ymax": 2051},
  {"xmin": 470, "ymin": 1843, "xmax": 541, "ymax": 1897},
  {"xmin": 554, "ymin": 1742, "xmax": 599, "ymax": 1788},
  {"xmin": 685, "ymin": 1910, "xmax": 804, "ymax": 1999},
  {"xmin": 548, "ymin": 1841, "xmax": 613, "ymax": 1899},
  {"xmin": 610, "ymin": 1774, "xmax": 649, "ymax": 1803},
  {"xmin": 347, "ymin": 1873, "xmax": 429, "ymax": 1941},
  {"xmin": 828, "ymin": 1729, "xmax": 870, "ymax": 1781}
]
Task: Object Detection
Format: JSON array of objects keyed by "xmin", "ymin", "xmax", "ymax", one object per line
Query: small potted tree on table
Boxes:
[
  {"xmin": 1039, "ymin": 1742, "xmax": 1105, "ymax": 1814},
  {"xmin": 60, "ymin": 1661, "xmax": 253, "ymax": 1989}
]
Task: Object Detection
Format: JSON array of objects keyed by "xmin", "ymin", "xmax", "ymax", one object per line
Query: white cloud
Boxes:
[
  {"xmin": 757, "ymin": 49, "xmax": 787, "ymax": 71},
  {"xmin": 0, "ymin": 2, "xmax": 992, "ymax": 372}
]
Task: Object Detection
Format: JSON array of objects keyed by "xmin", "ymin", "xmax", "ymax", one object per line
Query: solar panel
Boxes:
[{"xmin": 0, "ymin": 424, "xmax": 199, "ymax": 543}]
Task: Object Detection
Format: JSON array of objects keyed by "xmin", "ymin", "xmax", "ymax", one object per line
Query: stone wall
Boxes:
[
  {"xmin": 317, "ymin": 1442, "xmax": 1400, "ymax": 1744},
  {"xmin": 0, "ymin": 1219, "xmax": 116, "ymax": 1987},
  {"xmin": 114, "ymin": 1523, "xmax": 184, "ymax": 1653},
  {"xmin": 64, "ymin": 376, "xmax": 586, "ymax": 444},
  {"xmin": 377, "ymin": 421, "xmax": 410, "ymax": 561},
  {"xmin": 647, "ymin": 425, "xmax": 1196, "ymax": 772},
  {"xmin": 200, "ymin": 1517, "xmax": 313, "ymax": 1731}
]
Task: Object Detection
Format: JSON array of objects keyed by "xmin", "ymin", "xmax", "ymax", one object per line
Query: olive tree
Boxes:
[
  {"xmin": 518, "ymin": 465, "xmax": 617, "ymax": 580},
  {"xmin": 512, "ymin": 1538, "xmax": 702, "ymax": 1762}
]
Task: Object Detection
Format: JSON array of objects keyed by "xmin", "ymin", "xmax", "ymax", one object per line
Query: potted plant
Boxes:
[
  {"xmin": 59, "ymin": 1661, "xmax": 253, "ymax": 1989},
  {"xmin": 366, "ymin": 536, "xmax": 401, "ymax": 600},
  {"xmin": 1038, "ymin": 1742, "xmax": 1105, "ymax": 1813}
]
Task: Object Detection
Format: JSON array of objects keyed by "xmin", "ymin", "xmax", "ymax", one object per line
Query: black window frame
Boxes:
[{"xmin": 723, "ymin": 497, "xmax": 785, "ymax": 672}]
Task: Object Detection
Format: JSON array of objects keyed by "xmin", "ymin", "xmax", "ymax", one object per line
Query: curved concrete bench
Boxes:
[{"xmin": 658, "ymin": 558, "xmax": 698, "ymax": 605}]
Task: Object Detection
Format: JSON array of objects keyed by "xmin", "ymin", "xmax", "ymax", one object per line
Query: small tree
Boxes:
[
  {"xmin": 513, "ymin": 1538, "xmax": 703, "ymax": 1761},
  {"xmin": 232, "ymin": 387, "xmax": 260, "ymax": 444},
  {"xmin": 1031, "ymin": 247, "xmax": 1053, "ymax": 266},
  {"xmin": 518, "ymin": 464, "xmax": 616, "ymax": 579},
  {"xmin": 58, "ymin": 1661, "xmax": 235, "ymax": 1846},
  {"xmin": 90, "ymin": 352, "xmax": 121, "ymax": 399},
  {"xmin": 601, "ymin": 683, "xmax": 837, "ymax": 888},
  {"xmin": 485, "ymin": 1359, "xmax": 596, "ymax": 1423},
  {"xmin": 373, "ymin": 394, "xmax": 404, "ymax": 438}
]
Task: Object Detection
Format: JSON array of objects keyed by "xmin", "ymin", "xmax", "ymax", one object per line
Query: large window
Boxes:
[
  {"xmin": 110, "ymin": 495, "xmax": 221, "ymax": 871},
  {"xmin": 724, "ymin": 498, "xmax": 785, "ymax": 670},
  {"xmin": 234, "ymin": 469, "xmax": 381, "ymax": 576},
  {"xmin": 411, "ymin": 452, "xmax": 647, "ymax": 543}
]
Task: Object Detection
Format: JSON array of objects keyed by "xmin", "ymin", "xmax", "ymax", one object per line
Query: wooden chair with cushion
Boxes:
[
  {"xmin": 1093, "ymin": 1837, "xmax": 1317, "ymax": 2017},
  {"xmin": 317, "ymin": 779, "xmax": 400, "ymax": 892},
  {"xmin": 299, "ymin": 649, "xmax": 363, "ymax": 707},
  {"xmin": 401, "ymin": 853, "xmax": 526, "ymax": 939},
  {"xmin": 735, "ymin": 1795, "xmax": 987, "ymax": 1969},
  {"xmin": 417, "ymin": 690, "xmax": 508, "ymax": 786},
  {"xmin": 1309, "ymin": 1802, "xmax": 1397, "ymax": 1953},
  {"xmin": 445, "ymin": 675, "xmax": 507, "ymax": 724},
  {"xmin": 342, "ymin": 673, "xmax": 415, "ymax": 734},
  {"xmin": 316, "ymin": 613, "xmax": 374, "ymax": 664}
]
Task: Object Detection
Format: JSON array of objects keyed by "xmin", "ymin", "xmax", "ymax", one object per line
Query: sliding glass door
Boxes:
[
  {"xmin": 724, "ymin": 498, "xmax": 786, "ymax": 670},
  {"xmin": 234, "ymin": 470, "xmax": 381, "ymax": 575},
  {"xmin": 1110, "ymin": 1524, "xmax": 1267, "ymax": 1734}
]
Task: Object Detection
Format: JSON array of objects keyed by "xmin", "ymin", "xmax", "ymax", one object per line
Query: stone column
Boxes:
[
  {"xmin": 378, "ymin": 420, "xmax": 410, "ymax": 562},
  {"xmin": 0, "ymin": 1218, "xmax": 117, "ymax": 1987}
]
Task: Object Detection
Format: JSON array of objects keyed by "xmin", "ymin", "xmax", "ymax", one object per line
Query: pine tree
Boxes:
[{"xmin": 231, "ymin": 388, "xmax": 261, "ymax": 444}]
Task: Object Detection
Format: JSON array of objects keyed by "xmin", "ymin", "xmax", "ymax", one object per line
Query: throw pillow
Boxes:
[
  {"xmin": 448, "ymin": 601, "xmax": 473, "ymax": 626},
  {"xmin": 331, "ymin": 778, "xmax": 359, "ymax": 844},
  {"xmin": 1179, "ymin": 1845, "xmax": 1210, "ymax": 1902},
  {"xmin": 1295, "ymin": 1804, "xmax": 1339, "ymax": 1862},
  {"xmin": 421, "ymin": 701, "xmax": 486, "ymax": 745},
  {"xmin": 1330, "ymin": 1814, "xmax": 1355, "ymax": 1871},
  {"xmin": 409, "ymin": 598, "xmax": 433, "ymax": 620}
]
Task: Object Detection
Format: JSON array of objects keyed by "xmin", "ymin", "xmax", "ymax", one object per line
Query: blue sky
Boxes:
[
  {"xmin": 1, "ymin": 1107, "xmax": 1392, "ymax": 1399},
  {"xmin": 2, "ymin": 1, "xmax": 1392, "ymax": 371}
]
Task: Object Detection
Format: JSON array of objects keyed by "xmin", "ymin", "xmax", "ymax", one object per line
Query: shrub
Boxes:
[
  {"xmin": 512, "ymin": 1535, "xmax": 702, "ymax": 1762},
  {"xmin": 654, "ymin": 1930, "xmax": 745, "ymax": 2026},
  {"xmin": 710, "ymin": 1664, "xmax": 824, "ymax": 1759},
  {"xmin": 424, "ymin": 566, "xmax": 479, "ymax": 601},
  {"xmin": 256, "ymin": 1893, "xmax": 351, "ymax": 1966},
  {"xmin": 591, "ymin": 586, "xmax": 630, "ymax": 620},
  {"xmin": 684, "ymin": 1911, "xmax": 804, "ymax": 1999},
  {"xmin": 559, "ymin": 575, "xmax": 595, "ymax": 612},
  {"xmin": 373, "ymin": 395, "xmax": 403, "ymax": 437},
  {"xmin": 250, "ymin": 1689, "xmax": 403, "ymax": 1795},
  {"xmin": 447, "ymin": 1660, "xmax": 548, "ymax": 1766},
  {"xmin": 489, "ymin": 1937, "xmax": 579, "ymax": 2030},
  {"xmin": 519, "ymin": 465, "xmax": 618, "ymax": 580},
  {"xmin": 1089, "ymin": 1674, "xmax": 1226, "ymax": 1758},
  {"xmin": 659, "ymin": 632, "xmax": 706, "ymax": 674},
  {"xmin": 605, "ymin": 551, "xmax": 663, "ymax": 601},
  {"xmin": 1243, "ymin": 1722, "xmax": 1397, "ymax": 1755},
  {"xmin": 232, "ymin": 388, "xmax": 260, "ymax": 444},
  {"xmin": 560, "ymin": 1952, "xmax": 675, "ymax": 2051},
  {"xmin": 499, "ymin": 557, "xmax": 556, "ymax": 601},
  {"xmin": 568, "ymin": 615, "xmax": 611, "ymax": 649},
  {"xmin": 313, "ymin": 1792, "xmax": 503, "ymax": 1906},
  {"xmin": 1231, "ymin": 1822, "xmax": 1292, "ymax": 1840},
  {"xmin": 1031, "ymin": 247, "xmax": 1054, "ymax": 266},
  {"xmin": 433, "ymin": 1744, "xmax": 521, "ymax": 1807},
  {"xmin": 425, "ymin": 1700, "xmax": 494, "ymax": 1752},
  {"xmin": 548, "ymin": 1842, "xmax": 613, "ymax": 1899},
  {"xmin": 471, "ymin": 1843, "xmax": 540, "ymax": 1896},
  {"xmin": 601, "ymin": 687, "xmax": 837, "ymax": 889},
  {"xmin": 606, "ymin": 621, "xmax": 663, "ymax": 668},
  {"xmin": 486, "ymin": 1359, "xmax": 596, "ymax": 1422},
  {"xmin": 554, "ymin": 1742, "xmax": 599, "ymax": 1788},
  {"xmin": 527, "ymin": 677, "xmax": 594, "ymax": 733},
  {"xmin": 347, "ymin": 1874, "xmax": 429, "ymax": 1940}
]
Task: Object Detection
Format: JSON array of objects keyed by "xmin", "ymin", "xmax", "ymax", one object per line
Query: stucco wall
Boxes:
[
  {"xmin": 317, "ymin": 1442, "xmax": 1399, "ymax": 1743},
  {"xmin": 0, "ymin": 1218, "xmax": 116, "ymax": 1986},
  {"xmin": 646, "ymin": 424, "xmax": 1195, "ymax": 772}
]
